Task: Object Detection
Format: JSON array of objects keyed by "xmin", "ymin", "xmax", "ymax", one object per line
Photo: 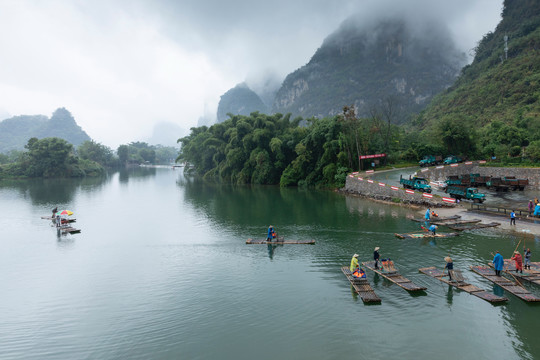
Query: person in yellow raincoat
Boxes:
[{"xmin": 350, "ymin": 254, "xmax": 359, "ymax": 272}]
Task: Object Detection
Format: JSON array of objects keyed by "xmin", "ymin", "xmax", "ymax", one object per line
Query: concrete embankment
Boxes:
[{"xmin": 342, "ymin": 171, "xmax": 456, "ymax": 208}]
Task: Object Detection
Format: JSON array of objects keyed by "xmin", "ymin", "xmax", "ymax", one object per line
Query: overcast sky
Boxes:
[{"xmin": 0, "ymin": 0, "xmax": 503, "ymax": 148}]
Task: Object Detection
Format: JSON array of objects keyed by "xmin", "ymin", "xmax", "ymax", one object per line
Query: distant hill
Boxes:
[
  {"xmin": 272, "ymin": 16, "xmax": 466, "ymax": 123},
  {"xmin": 0, "ymin": 108, "xmax": 91, "ymax": 152},
  {"xmin": 416, "ymin": 0, "xmax": 540, "ymax": 141},
  {"xmin": 216, "ymin": 83, "xmax": 269, "ymax": 123}
]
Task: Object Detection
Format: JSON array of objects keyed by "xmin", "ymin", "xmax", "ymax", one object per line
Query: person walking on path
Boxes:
[
  {"xmin": 444, "ymin": 256, "xmax": 454, "ymax": 281},
  {"xmin": 511, "ymin": 251, "xmax": 523, "ymax": 274},
  {"xmin": 510, "ymin": 210, "xmax": 516, "ymax": 225},
  {"xmin": 523, "ymin": 248, "xmax": 532, "ymax": 270},
  {"xmin": 373, "ymin": 247, "xmax": 380, "ymax": 269},
  {"xmin": 493, "ymin": 251, "xmax": 504, "ymax": 276},
  {"xmin": 529, "ymin": 200, "xmax": 534, "ymax": 217}
]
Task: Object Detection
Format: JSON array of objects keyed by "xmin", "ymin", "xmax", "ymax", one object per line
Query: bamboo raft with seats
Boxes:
[
  {"xmin": 447, "ymin": 222, "xmax": 501, "ymax": 231},
  {"xmin": 431, "ymin": 219, "xmax": 481, "ymax": 226},
  {"xmin": 395, "ymin": 232, "xmax": 459, "ymax": 239},
  {"xmin": 488, "ymin": 260, "xmax": 540, "ymax": 286},
  {"xmin": 58, "ymin": 226, "xmax": 81, "ymax": 234},
  {"xmin": 411, "ymin": 215, "xmax": 460, "ymax": 222},
  {"xmin": 419, "ymin": 266, "xmax": 508, "ymax": 303},
  {"xmin": 246, "ymin": 237, "xmax": 315, "ymax": 244},
  {"xmin": 470, "ymin": 265, "xmax": 540, "ymax": 302},
  {"xmin": 341, "ymin": 267, "xmax": 381, "ymax": 303},
  {"xmin": 362, "ymin": 261, "xmax": 426, "ymax": 292}
]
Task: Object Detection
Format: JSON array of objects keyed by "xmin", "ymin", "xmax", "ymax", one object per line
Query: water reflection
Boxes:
[
  {"xmin": 118, "ymin": 167, "xmax": 157, "ymax": 184},
  {"xmin": 0, "ymin": 175, "xmax": 111, "ymax": 205},
  {"xmin": 446, "ymin": 285, "xmax": 453, "ymax": 306}
]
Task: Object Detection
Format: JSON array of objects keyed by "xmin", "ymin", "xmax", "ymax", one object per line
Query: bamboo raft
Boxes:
[
  {"xmin": 431, "ymin": 219, "xmax": 481, "ymax": 226},
  {"xmin": 362, "ymin": 261, "xmax": 426, "ymax": 292},
  {"xmin": 246, "ymin": 237, "xmax": 315, "ymax": 244},
  {"xmin": 419, "ymin": 266, "xmax": 508, "ymax": 303},
  {"xmin": 470, "ymin": 265, "xmax": 540, "ymax": 302},
  {"xmin": 395, "ymin": 232, "xmax": 459, "ymax": 239},
  {"xmin": 488, "ymin": 260, "xmax": 540, "ymax": 286},
  {"xmin": 341, "ymin": 267, "xmax": 381, "ymax": 303},
  {"xmin": 447, "ymin": 222, "xmax": 501, "ymax": 231},
  {"xmin": 41, "ymin": 216, "xmax": 76, "ymax": 222},
  {"xmin": 58, "ymin": 226, "xmax": 81, "ymax": 234},
  {"xmin": 411, "ymin": 215, "xmax": 460, "ymax": 222}
]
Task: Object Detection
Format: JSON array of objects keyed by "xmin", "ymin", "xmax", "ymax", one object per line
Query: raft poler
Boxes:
[
  {"xmin": 267, "ymin": 225, "xmax": 276, "ymax": 241},
  {"xmin": 373, "ymin": 247, "xmax": 380, "ymax": 269},
  {"xmin": 425, "ymin": 208, "xmax": 431, "ymax": 221},
  {"xmin": 429, "ymin": 224, "xmax": 438, "ymax": 235},
  {"xmin": 444, "ymin": 256, "xmax": 454, "ymax": 280}
]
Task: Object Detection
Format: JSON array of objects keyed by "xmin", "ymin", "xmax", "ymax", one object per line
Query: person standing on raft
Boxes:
[
  {"xmin": 511, "ymin": 251, "xmax": 523, "ymax": 274},
  {"xmin": 524, "ymin": 248, "xmax": 532, "ymax": 270},
  {"xmin": 425, "ymin": 208, "xmax": 431, "ymax": 221},
  {"xmin": 429, "ymin": 224, "xmax": 438, "ymax": 235},
  {"xmin": 373, "ymin": 247, "xmax": 380, "ymax": 269},
  {"xmin": 444, "ymin": 256, "xmax": 454, "ymax": 280},
  {"xmin": 492, "ymin": 251, "xmax": 504, "ymax": 276},
  {"xmin": 267, "ymin": 225, "xmax": 276, "ymax": 241}
]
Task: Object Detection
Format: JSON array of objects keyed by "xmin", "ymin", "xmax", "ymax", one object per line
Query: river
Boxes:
[{"xmin": 0, "ymin": 167, "xmax": 539, "ymax": 360}]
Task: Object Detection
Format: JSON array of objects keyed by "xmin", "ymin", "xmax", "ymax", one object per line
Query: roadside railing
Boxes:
[{"xmin": 469, "ymin": 203, "xmax": 531, "ymax": 217}]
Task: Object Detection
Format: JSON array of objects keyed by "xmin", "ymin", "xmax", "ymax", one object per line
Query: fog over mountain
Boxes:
[{"xmin": 0, "ymin": 0, "xmax": 503, "ymax": 147}]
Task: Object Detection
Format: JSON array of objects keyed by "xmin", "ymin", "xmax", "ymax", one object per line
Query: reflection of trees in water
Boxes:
[
  {"xmin": 0, "ymin": 175, "xmax": 112, "ymax": 205},
  {"xmin": 118, "ymin": 167, "xmax": 157, "ymax": 184},
  {"xmin": 177, "ymin": 177, "xmax": 362, "ymax": 229}
]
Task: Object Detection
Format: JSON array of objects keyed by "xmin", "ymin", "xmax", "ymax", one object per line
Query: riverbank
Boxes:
[{"xmin": 419, "ymin": 203, "xmax": 540, "ymax": 236}]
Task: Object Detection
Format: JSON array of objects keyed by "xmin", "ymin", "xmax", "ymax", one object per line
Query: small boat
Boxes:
[
  {"xmin": 419, "ymin": 266, "xmax": 508, "ymax": 303},
  {"xmin": 341, "ymin": 267, "xmax": 381, "ymax": 303},
  {"xmin": 246, "ymin": 237, "xmax": 315, "ymax": 244},
  {"xmin": 395, "ymin": 232, "xmax": 459, "ymax": 239},
  {"xmin": 362, "ymin": 261, "xmax": 426, "ymax": 292},
  {"xmin": 470, "ymin": 265, "xmax": 540, "ymax": 302}
]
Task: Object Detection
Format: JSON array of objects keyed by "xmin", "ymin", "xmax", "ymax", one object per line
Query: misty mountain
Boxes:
[
  {"xmin": 416, "ymin": 0, "xmax": 540, "ymax": 137},
  {"xmin": 146, "ymin": 121, "xmax": 185, "ymax": 147},
  {"xmin": 216, "ymin": 83, "xmax": 269, "ymax": 123},
  {"xmin": 0, "ymin": 108, "xmax": 91, "ymax": 153},
  {"xmin": 272, "ymin": 16, "xmax": 467, "ymax": 122}
]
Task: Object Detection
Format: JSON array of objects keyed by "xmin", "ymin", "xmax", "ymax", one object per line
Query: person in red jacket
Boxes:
[{"xmin": 511, "ymin": 251, "xmax": 523, "ymax": 274}]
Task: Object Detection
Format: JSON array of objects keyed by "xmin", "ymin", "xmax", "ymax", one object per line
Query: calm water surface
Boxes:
[{"xmin": 1, "ymin": 167, "xmax": 539, "ymax": 360}]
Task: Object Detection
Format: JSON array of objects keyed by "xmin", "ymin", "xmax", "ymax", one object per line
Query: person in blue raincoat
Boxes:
[
  {"xmin": 425, "ymin": 208, "xmax": 431, "ymax": 221},
  {"xmin": 267, "ymin": 225, "xmax": 276, "ymax": 241},
  {"xmin": 492, "ymin": 251, "xmax": 504, "ymax": 276},
  {"xmin": 534, "ymin": 204, "xmax": 540, "ymax": 217},
  {"xmin": 429, "ymin": 224, "xmax": 438, "ymax": 235}
]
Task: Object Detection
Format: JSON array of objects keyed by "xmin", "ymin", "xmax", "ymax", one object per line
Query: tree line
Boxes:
[
  {"xmin": 0, "ymin": 138, "xmax": 178, "ymax": 179},
  {"xmin": 179, "ymin": 108, "xmax": 540, "ymax": 188}
]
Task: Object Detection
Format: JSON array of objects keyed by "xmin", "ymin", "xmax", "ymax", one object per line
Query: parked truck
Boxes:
[
  {"xmin": 443, "ymin": 155, "xmax": 463, "ymax": 165},
  {"xmin": 419, "ymin": 155, "xmax": 442, "ymax": 167},
  {"xmin": 400, "ymin": 175, "xmax": 432, "ymax": 193},
  {"xmin": 445, "ymin": 185, "xmax": 486, "ymax": 203}
]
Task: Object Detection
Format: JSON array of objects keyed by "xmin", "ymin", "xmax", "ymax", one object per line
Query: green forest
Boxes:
[{"xmin": 0, "ymin": 138, "xmax": 178, "ymax": 179}]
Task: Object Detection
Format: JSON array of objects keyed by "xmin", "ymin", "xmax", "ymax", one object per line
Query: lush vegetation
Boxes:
[
  {"xmin": 178, "ymin": 110, "xmax": 413, "ymax": 188},
  {"xmin": 0, "ymin": 137, "xmax": 179, "ymax": 179},
  {"xmin": 416, "ymin": 0, "xmax": 540, "ymax": 164}
]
